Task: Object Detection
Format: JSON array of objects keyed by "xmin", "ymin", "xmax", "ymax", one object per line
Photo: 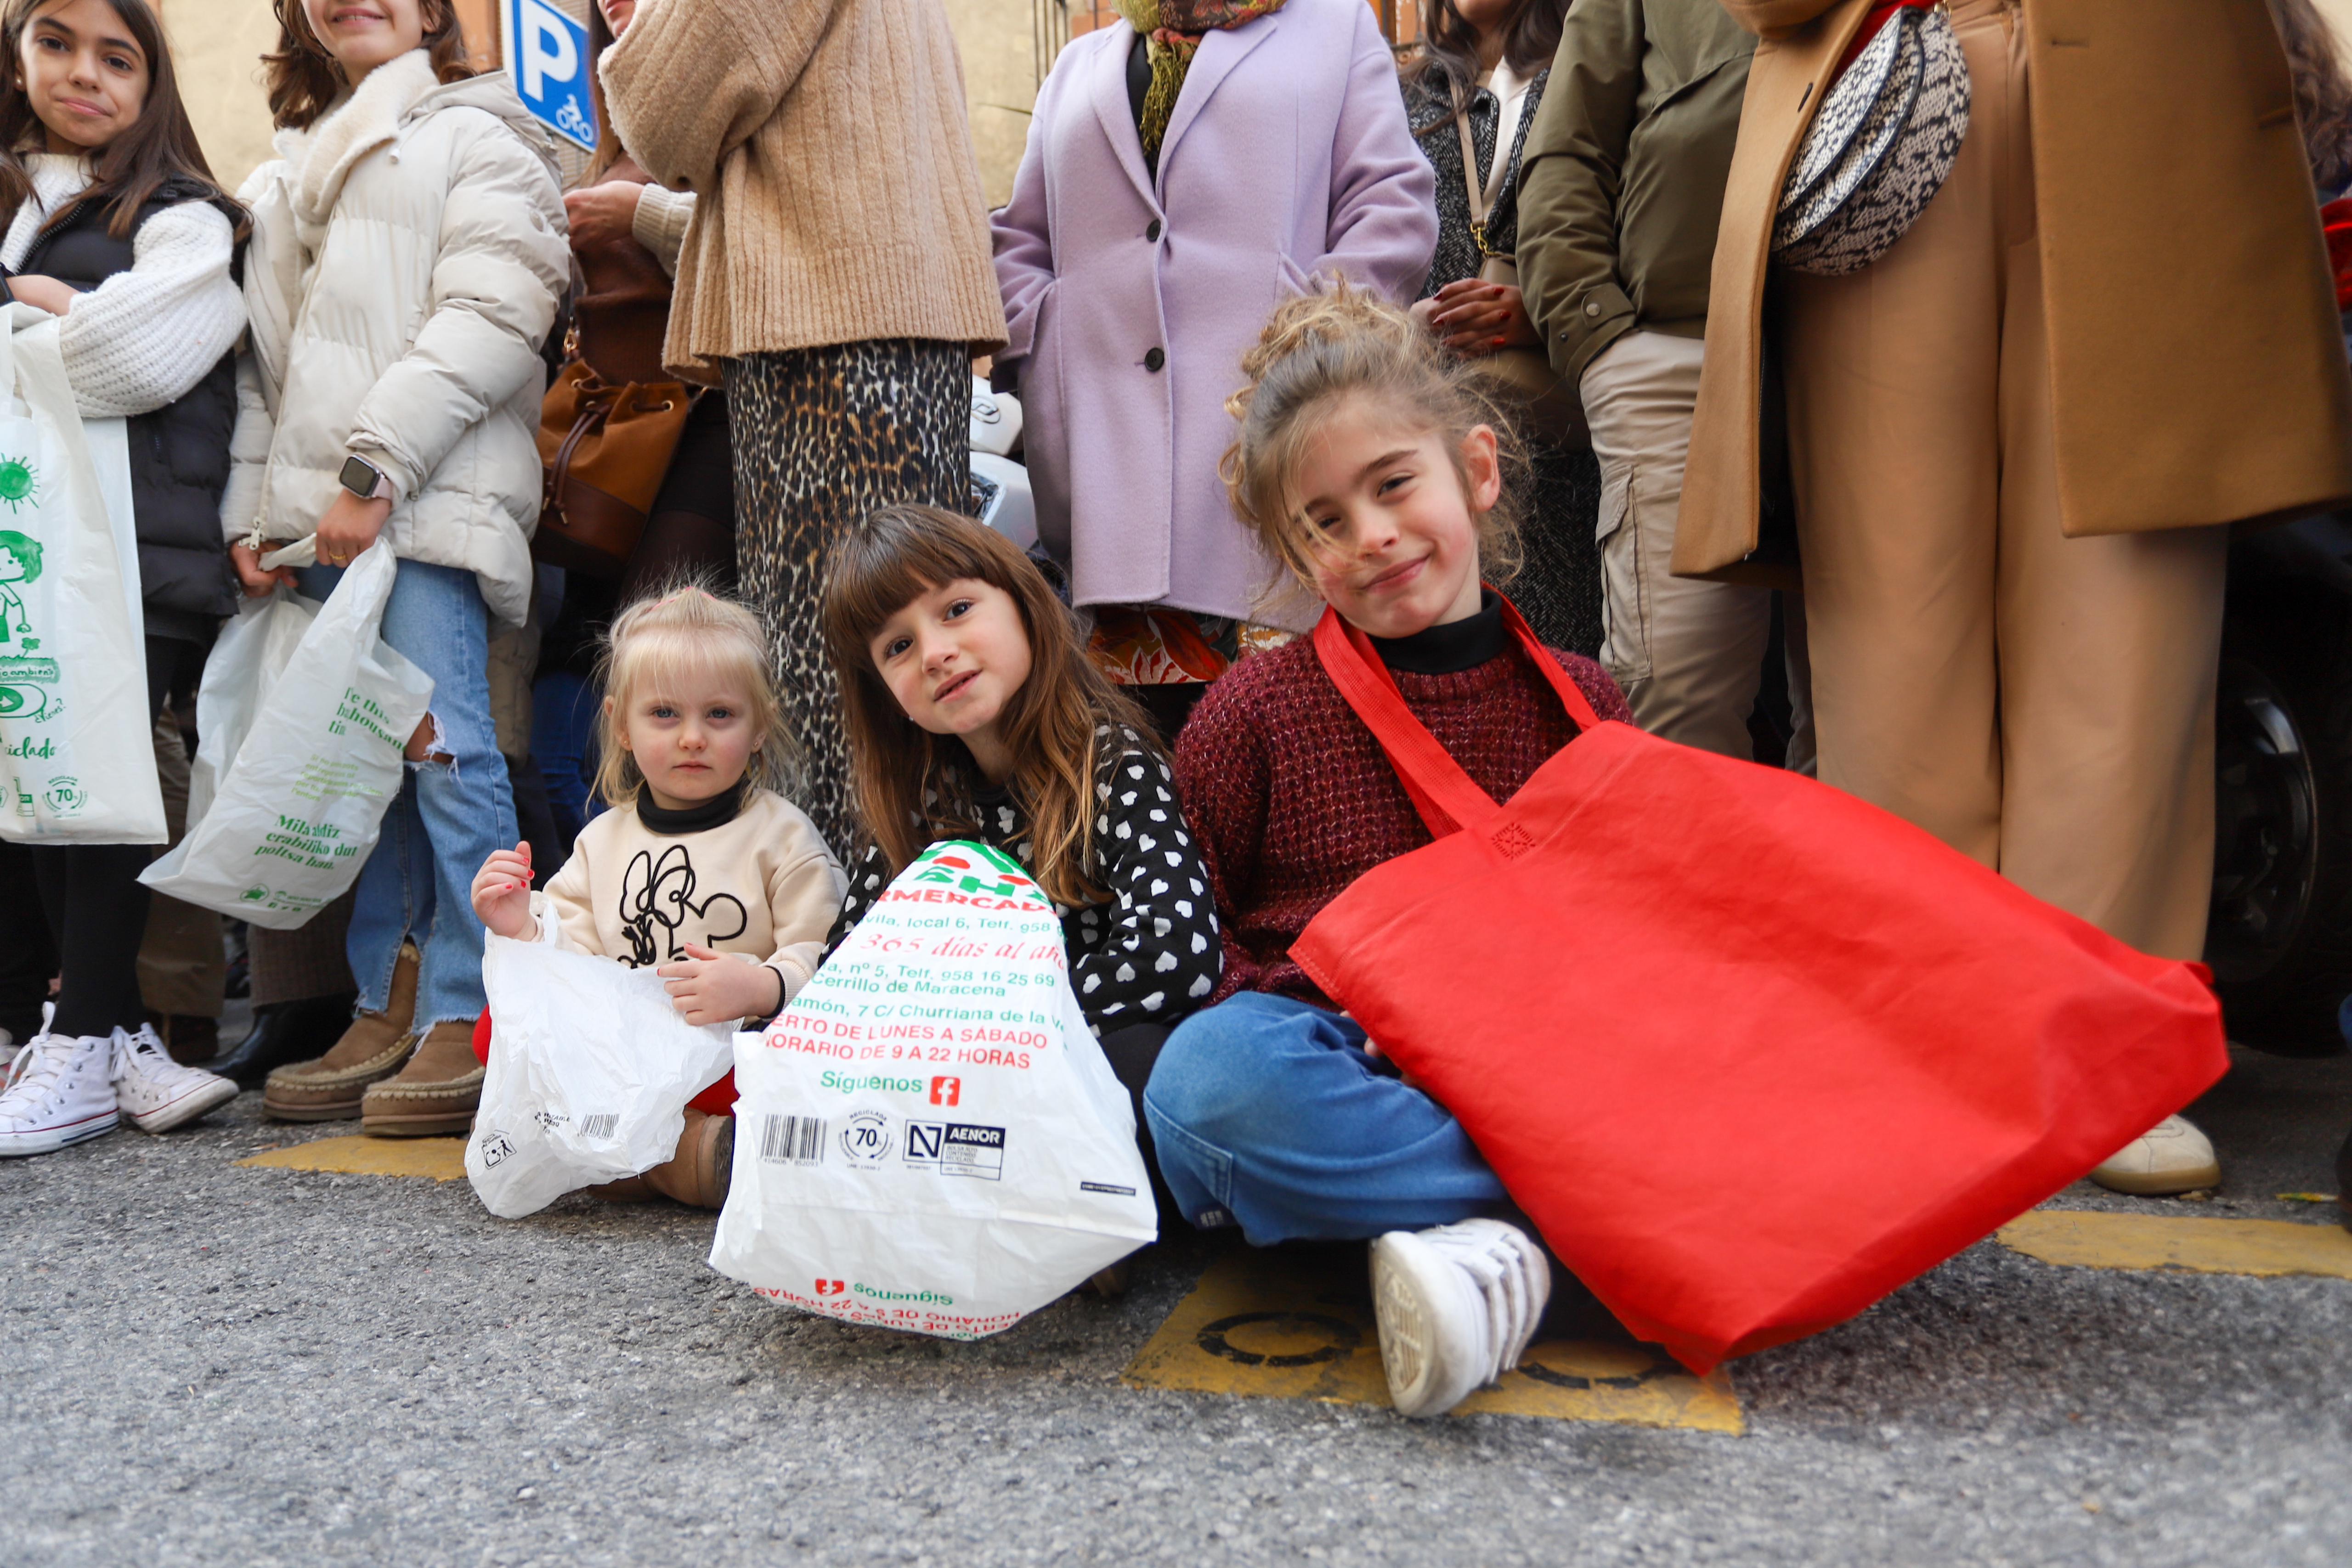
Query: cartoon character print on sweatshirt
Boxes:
[{"xmin": 617, "ymin": 843, "xmax": 750, "ymax": 967}]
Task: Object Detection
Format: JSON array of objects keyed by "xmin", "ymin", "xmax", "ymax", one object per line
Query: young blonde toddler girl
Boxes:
[{"xmin": 470, "ymin": 585, "xmax": 843, "ymax": 1207}]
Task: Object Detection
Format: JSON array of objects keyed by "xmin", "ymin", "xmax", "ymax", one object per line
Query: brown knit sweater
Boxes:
[
  {"xmin": 600, "ymin": 0, "xmax": 1007, "ymax": 382},
  {"xmin": 1173, "ymin": 631, "xmax": 1629, "ymax": 1008}
]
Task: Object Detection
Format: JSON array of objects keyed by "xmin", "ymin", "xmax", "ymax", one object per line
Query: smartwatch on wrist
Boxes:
[{"xmin": 337, "ymin": 453, "xmax": 390, "ymax": 502}]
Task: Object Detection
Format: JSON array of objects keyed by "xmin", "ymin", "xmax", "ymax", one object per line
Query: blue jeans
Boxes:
[
  {"xmin": 530, "ymin": 668, "xmax": 601, "ymax": 848},
  {"xmin": 296, "ymin": 558, "xmax": 514, "ymax": 1028},
  {"xmin": 1142, "ymin": 992, "xmax": 1510, "ymax": 1244}
]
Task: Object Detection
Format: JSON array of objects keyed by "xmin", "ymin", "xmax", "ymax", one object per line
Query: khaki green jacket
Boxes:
[{"xmin": 1516, "ymin": 0, "xmax": 1755, "ymax": 385}]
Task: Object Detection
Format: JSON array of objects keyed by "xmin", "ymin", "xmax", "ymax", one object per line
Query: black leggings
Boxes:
[
  {"xmin": 30, "ymin": 636, "xmax": 187, "ymax": 1038},
  {"xmin": 1099, "ymin": 1022, "xmax": 1182, "ymax": 1228}
]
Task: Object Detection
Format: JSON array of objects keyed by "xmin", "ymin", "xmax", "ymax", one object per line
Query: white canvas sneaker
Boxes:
[
  {"xmin": 2089, "ymin": 1113, "xmax": 2221, "ymax": 1196},
  {"xmin": 1369, "ymin": 1217, "xmax": 1551, "ymax": 1419},
  {"xmin": 0, "ymin": 1032, "xmax": 120, "ymax": 1156},
  {"xmin": 112, "ymin": 1025, "xmax": 238, "ymax": 1134}
]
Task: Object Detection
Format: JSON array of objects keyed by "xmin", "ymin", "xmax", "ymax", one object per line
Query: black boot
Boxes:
[{"xmin": 212, "ymin": 994, "xmax": 357, "ymax": 1090}]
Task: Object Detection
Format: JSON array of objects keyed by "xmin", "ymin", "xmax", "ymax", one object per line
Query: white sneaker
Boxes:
[
  {"xmin": 1369, "ymin": 1217, "xmax": 1550, "ymax": 1419},
  {"xmin": 112, "ymin": 1025, "xmax": 238, "ymax": 1134},
  {"xmin": 0, "ymin": 1032, "xmax": 120, "ymax": 1156},
  {"xmin": 2090, "ymin": 1113, "xmax": 2221, "ymax": 1196}
]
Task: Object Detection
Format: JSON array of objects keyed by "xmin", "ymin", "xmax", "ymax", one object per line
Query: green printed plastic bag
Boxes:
[
  {"xmin": 0, "ymin": 305, "xmax": 165, "ymax": 843},
  {"xmin": 712, "ymin": 841, "xmax": 1157, "ymax": 1339},
  {"xmin": 139, "ymin": 541, "xmax": 432, "ymax": 927}
]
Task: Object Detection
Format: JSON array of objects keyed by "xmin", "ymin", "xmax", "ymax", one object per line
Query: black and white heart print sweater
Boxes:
[{"xmin": 824, "ymin": 728, "xmax": 1223, "ymax": 1036}]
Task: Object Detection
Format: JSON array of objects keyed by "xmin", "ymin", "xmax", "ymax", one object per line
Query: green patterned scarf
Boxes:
[{"xmin": 1113, "ymin": 0, "xmax": 1290, "ymax": 158}]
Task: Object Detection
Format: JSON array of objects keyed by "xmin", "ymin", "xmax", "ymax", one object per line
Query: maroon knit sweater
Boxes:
[{"xmin": 1173, "ymin": 632, "xmax": 1630, "ymax": 1007}]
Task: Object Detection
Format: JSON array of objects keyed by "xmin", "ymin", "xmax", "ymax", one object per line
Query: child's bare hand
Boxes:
[
  {"xmin": 1359, "ymin": 1030, "xmax": 1425, "ymax": 1091},
  {"xmin": 470, "ymin": 840, "xmax": 536, "ymax": 938},
  {"xmin": 657, "ymin": 944, "xmax": 782, "ymax": 1026}
]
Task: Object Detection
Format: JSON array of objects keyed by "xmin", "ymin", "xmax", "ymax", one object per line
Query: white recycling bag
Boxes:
[
  {"xmin": 138, "ymin": 541, "xmax": 432, "ymax": 926},
  {"xmin": 181, "ymin": 586, "xmax": 319, "ymax": 834},
  {"xmin": 710, "ymin": 841, "xmax": 1157, "ymax": 1340},
  {"xmin": 0, "ymin": 304, "xmax": 165, "ymax": 843},
  {"xmin": 466, "ymin": 932, "xmax": 736, "ymax": 1219}
]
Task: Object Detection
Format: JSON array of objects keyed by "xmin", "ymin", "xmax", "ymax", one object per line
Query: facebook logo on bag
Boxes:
[{"xmin": 503, "ymin": 0, "xmax": 597, "ymax": 152}]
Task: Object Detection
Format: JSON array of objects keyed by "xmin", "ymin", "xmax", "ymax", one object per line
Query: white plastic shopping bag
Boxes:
[
  {"xmin": 466, "ymin": 932, "xmax": 736, "ymax": 1219},
  {"xmin": 138, "ymin": 541, "xmax": 432, "ymax": 926},
  {"xmin": 0, "ymin": 304, "xmax": 165, "ymax": 843},
  {"xmin": 180, "ymin": 586, "xmax": 319, "ymax": 833},
  {"xmin": 710, "ymin": 841, "xmax": 1157, "ymax": 1339}
]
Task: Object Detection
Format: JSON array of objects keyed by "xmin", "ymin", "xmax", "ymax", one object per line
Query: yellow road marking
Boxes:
[
  {"xmin": 237, "ymin": 1134, "xmax": 468, "ymax": 1182},
  {"xmin": 1123, "ymin": 1247, "xmax": 1741, "ymax": 1432},
  {"xmin": 1998, "ymin": 1210, "xmax": 2352, "ymax": 1280}
]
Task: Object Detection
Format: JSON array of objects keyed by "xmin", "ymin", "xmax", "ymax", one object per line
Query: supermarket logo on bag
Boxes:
[
  {"xmin": 904, "ymin": 843, "xmax": 1052, "ymax": 908},
  {"xmin": 929, "ymin": 1076, "xmax": 960, "ymax": 1106}
]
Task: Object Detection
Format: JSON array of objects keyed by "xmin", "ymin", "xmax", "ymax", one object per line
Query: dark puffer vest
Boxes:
[{"xmin": 10, "ymin": 178, "xmax": 240, "ymax": 637}]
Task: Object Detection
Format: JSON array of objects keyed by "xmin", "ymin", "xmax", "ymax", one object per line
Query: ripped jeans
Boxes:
[{"xmin": 296, "ymin": 558, "xmax": 514, "ymax": 1028}]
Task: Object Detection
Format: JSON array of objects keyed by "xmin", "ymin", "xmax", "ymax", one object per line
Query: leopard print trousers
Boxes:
[{"xmin": 723, "ymin": 339, "xmax": 971, "ymax": 858}]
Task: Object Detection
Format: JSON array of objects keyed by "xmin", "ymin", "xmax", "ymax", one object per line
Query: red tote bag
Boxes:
[{"xmin": 1288, "ymin": 602, "xmax": 2228, "ymax": 1374}]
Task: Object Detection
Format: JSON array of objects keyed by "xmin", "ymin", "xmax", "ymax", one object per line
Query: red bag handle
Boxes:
[{"xmin": 1310, "ymin": 591, "xmax": 1603, "ymax": 840}]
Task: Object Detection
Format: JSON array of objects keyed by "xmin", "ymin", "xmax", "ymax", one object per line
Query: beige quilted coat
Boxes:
[{"xmin": 221, "ymin": 51, "xmax": 569, "ymax": 626}]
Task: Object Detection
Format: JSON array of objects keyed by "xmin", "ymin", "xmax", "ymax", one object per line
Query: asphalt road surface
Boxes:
[{"xmin": 7, "ymin": 1039, "xmax": 2348, "ymax": 1568}]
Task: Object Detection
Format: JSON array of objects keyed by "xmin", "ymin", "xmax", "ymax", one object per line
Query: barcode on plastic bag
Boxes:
[
  {"xmin": 580, "ymin": 1113, "xmax": 618, "ymax": 1139},
  {"xmin": 761, "ymin": 1115, "xmax": 824, "ymax": 1164}
]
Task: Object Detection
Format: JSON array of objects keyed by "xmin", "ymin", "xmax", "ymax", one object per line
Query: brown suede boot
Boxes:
[
  {"xmin": 360, "ymin": 1020, "xmax": 487, "ymax": 1137},
  {"xmin": 640, "ymin": 1110, "xmax": 734, "ymax": 1209},
  {"xmin": 262, "ymin": 943, "xmax": 420, "ymax": 1122},
  {"xmin": 586, "ymin": 1176, "xmax": 656, "ymax": 1203}
]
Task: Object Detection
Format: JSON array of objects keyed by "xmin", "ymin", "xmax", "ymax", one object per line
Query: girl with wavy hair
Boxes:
[{"xmin": 819, "ymin": 504, "xmax": 1222, "ymax": 1125}]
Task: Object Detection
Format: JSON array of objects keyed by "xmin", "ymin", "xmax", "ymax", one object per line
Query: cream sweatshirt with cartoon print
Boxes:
[{"xmin": 526, "ymin": 786, "xmax": 845, "ymax": 1021}]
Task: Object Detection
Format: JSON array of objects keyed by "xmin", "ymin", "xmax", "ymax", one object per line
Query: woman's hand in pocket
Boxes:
[
  {"xmin": 313, "ymin": 490, "xmax": 392, "ymax": 569},
  {"xmin": 229, "ymin": 541, "xmax": 295, "ymax": 598}
]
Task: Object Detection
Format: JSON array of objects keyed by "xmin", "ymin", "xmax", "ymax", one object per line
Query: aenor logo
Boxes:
[
  {"xmin": 814, "ymin": 1279, "xmax": 847, "ymax": 1296},
  {"xmin": 930, "ymin": 1076, "xmax": 961, "ymax": 1106}
]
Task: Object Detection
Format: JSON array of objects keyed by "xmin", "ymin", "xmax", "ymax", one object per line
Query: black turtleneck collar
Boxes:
[
  {"xmin": 637, "ymin": 779, "xmax": 746, "ymax": 835},
  {"xmin": 1369, "ymin": 590, "xmax": 1509, "ymax": 675}
]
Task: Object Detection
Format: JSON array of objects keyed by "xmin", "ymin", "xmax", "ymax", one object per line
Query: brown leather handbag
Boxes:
[{"xmin": 534, "ymin": 158, "xmax": 698, "ymax": 578}]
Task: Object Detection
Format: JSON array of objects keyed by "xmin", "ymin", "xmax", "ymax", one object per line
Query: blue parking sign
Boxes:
[{"xmin": 502, "ymin": 0, "xmax": 597, "ymax": 152}]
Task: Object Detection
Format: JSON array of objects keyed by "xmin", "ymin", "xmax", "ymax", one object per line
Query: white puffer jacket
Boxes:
[{"xmin": 221, "ymin": 51, "xmax": 567, "ymax": 626}]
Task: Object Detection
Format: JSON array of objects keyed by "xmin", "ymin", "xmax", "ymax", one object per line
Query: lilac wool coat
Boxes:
[{"xmin": 991, "ymin": 0, "xmax": 1437, "ymax": 626}]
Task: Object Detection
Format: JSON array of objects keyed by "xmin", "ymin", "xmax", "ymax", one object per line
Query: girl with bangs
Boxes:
[
  {"xmin": 818, "ymin": 504, "xmax": 1222, "ymax": 1125},
  {"xmin": 468, "ymin": 585, "xmax": 845, "ymax": 1208},
  {"xmin": 0, "ymin": 0, "xmax": 250, "ymax": 1157}
]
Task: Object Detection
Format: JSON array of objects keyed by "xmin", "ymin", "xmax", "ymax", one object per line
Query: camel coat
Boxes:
[{"xmin": 1675, "ymin": 0, "xmax": 2352, "ymax": 581}]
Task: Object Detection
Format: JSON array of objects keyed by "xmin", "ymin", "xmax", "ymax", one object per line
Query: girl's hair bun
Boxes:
[{"xmin": 1221, "ymin": 282, "xmax": 1526, "ymax": 588}]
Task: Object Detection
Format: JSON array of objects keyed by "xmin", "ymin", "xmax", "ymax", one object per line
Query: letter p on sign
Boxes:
[
  {"xmin": 502, "ymin": 0, "xmax": 597, "ymax": 152},
  {"xmin": 520, "ymin": 3, "xmax": 573, "ymax": 100}
]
